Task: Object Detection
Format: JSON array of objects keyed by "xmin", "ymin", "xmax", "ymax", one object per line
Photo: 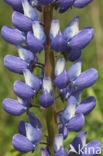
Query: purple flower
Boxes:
[
  {"xmin": 2, "ymin": 98, "xmax": 27, "ymax": 116},
  {"xmin": 14, "ymin": 80, "xmax": 35, "ymax": 99},
  {"xmin": 22, "ymin": 0, "xmax": 39, "ymax": 20},
  {"xmin": 28, "ymin": 112, "xmax": 42, "ymax": 132},
  {"xmin": 4, "ymin": 0, "xmax": 23, "ymax": 12},
  {"xmin": 76, "ymin": 96, "xmax": 96, "ymax": 115},
  {"xmin": 73, "ymin": 0, "xmax": 93, "ymax": 8},
  {"xmin": 17, "ymin": 46, "xmax": 36, "ymax": 64},
  {"xmin": 1, "ymin": 26, "xmax": 25, "ymax": 45},
  {"xmin": 23, "ymin": 69, "xmax": 41, "ymax": 91},
  {"xmin": 50, "ymin": 20, "xmax": 66, "ymax": 52},
  {"xmin": 59, "ymin": 126, "xmax": 68, "ymax": 139},
  {"xmin": 58, "ymin": 0, "xmax": 74, "ymax": 8},
  {"xmin": 54, "ymin": 59, "xmax": 69, "ymax": 89},
  {"xmin": 66, "ymin": 113, "xmax": 85, "ymax": 132},
  {"xmin": 54, "ymin": 147, "xmax": 68, "ymax": 156},
  {"xmin": 12, "ymin": 11, "xmax": 32, "ymax": 32},
  {"xmin": 39, "ymin": 90, "xmax": 54, "ymax": 108},
  {"xmin": 67, "ymin": 59, "xmax": 82, "ymax": 82},
  {"xmin": 27, "ymin": 21, "xmax": 46, "ymax": 53},
  {"xmin": 69, "ymin": 131, "xmax": 101, "ymax": 155},
  {"xmin": 4, "ymin": 55, "xmax": 28, "ymax": 74},
  {"xmin": 39, "ymin": 0, "xmax": 54, "ymax": 5},
  {"xmin": 41, "ymin": 147, "xmax": 50, "ymax": 156},
  {"xmin": 13, "ymin": 120, "xmax": 41, "ymax": 153},
  {"xmin": 68, "ymin": 27, "xmax": 94, "ymax": 50},
  {"xmin": 74, "ymin": 68, "xmax": 98, "ymax": 89},
  {"xmin": 63, "ymin": 16, "xmax": 79, "ymax": 42}
]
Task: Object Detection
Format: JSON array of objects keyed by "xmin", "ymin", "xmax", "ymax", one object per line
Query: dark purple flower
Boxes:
[
  {"xmin": 59, "ymin": 126, "xmax": 68, "ymax": 140},
  {"xmin": 28, "ymin": 112, "xmax": 42, "ymax": 132},
  {"xmin": 1, "ymin": 26, "xmax": 25, "ymax": 45},
  {"xmin": 55, "ymin": 147, "xmax": 68, "ymax": 156},
  {"xmin": 54, "ymin": 70, "xmax": 69, "ymax": 89},
  {"xmin": 27, "ymin": 21, "xmax": 46, "ymax": 53},
  {"xmin": 2, "ymin": 98, "xmax": 27, "ymax": 116},
  {"xmin": 74, "ymin": 68, "xmax": 98, "ymax": 89},
  {"xmin": 73, "ymin": 0, "xmax": 93, "ymax": 8},
  {"xmin": 58, "ymin": 0, "xmax": 74, "ymax": 8},
  {"xmin": 27, "ymin": 31, "xmax": 44, "ymax": 53},
  {"xmin": 4, "ymin": 0, "xmax": 23, "ymax": 12},
  {"xmin": 12, "ymin": 134, "xmax": 35, "ymax": 153},
  {"xmin": 41, "ymin": 147, "xmax": 50, "ymax": 156},
  {"xmin": 39, "ymin": 90, "xmax": 54, "ymax": 108},
  {"xmin": 66, "ymin": 113, "xmax": 85, "ymax": 132},
  {"xmin": 76, "ymin": 96, "xmax": 96, "ymax": 115},
  {"xmin": 18, "ymin": 121, "xmax": 26, "ymax": 136},
  {"xmin": 39, "ymin": 0, "xmax": 54, "ymax": 5},
  {"xmin": 50, "ymin": 20, "xmax": 66, "ymax": 52},
  {"xmin": 13, "ymin": 121, "xmax": 41, "ymax": 153},
  {"xmin": 12, "ymin": 11, "xmax": 32, "ymax": 32},
  {"xmin": 14, "ymin": 80, "xmax": 35, "ymax": 99},
  {"xmin": 66, "ymin": 48, "xmax": 82, "ymax": 61},
  {"xmin": 70, "ymin": 131, "xmax": 101, "ymax": 155},
  {"xmin": 68, "ymin": 27, "xmax": 94, "ymax": 50},
  {"xmin": 4, "ymin": 55, "xmax": 28, "ymax": 74},
  {"xmin": 50, "ymin": 32, "xmax": 66, "ymax": 52}
]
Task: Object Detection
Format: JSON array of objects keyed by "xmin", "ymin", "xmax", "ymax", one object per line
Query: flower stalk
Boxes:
[{"xmin": 43, "ymin": 5, "xmax": 58, "ymax": 155}]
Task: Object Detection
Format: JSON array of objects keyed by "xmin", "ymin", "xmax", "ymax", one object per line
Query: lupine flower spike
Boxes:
[{"xmin": 1, "ymin": 0, "xmax": 101, "ymax": 155}]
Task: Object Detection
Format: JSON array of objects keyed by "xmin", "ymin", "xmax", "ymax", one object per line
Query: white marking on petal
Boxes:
[
  {"xmin": 23, "ymin": 69, "xmax": 33, "ymax": 88},
  {"xmin": 66, "ymin": 103, "xmax": 76, "ymax": 120},
  {"xmin": 17, "ymin": 97, "xmax": 30, "ymax": 107},
  {"xmin": 43, "ymin": 77, "xmax": 52, "ymax": 93},
  {"xmin": 22, "ymin": 0, "xmax": 38, "ymax": 20},
  {"xmin": 32, "ymin": 21, "xmax": 41, "ymax": 40},
  {"xmin": 69, "ymin": 17, "xmax": 79, "ymax": 38},
  {"xmin": 81, "ymin": 133, "xmax": 87, "ymax": 147},
  {"xmin": 25, "ymin": 123, "xmax": 36, "ymax": 143},
  {"xmin": 55, "ymin": 58, "xmax": 65, "ymax": 76},
  {"xmin": 63, "ymin": 16, "xmax": 80, "ymax": 42},
  {"xmin": 50, "ymin": 20, "xmax": 60, "ymax": 39},
  {"xmin": 68, "ymin": 59, "xmax": 82, "ymax": 82},
  {"xmin": 54, "ymin": 134, "xmax": 64, "ymax": 152}
]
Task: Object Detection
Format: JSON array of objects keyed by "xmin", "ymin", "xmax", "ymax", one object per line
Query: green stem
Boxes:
[{"xmin": 42, "ymin": 5, "xmax": 58, "ymax": 155}]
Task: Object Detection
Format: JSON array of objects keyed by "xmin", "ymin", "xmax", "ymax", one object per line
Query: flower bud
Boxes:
[
  {"xmin": 4, "ymin": 0, "xmax": 23, "ymax": 12},
  {"xmin": 12, "ymin": 11, "xmax": 32, "ymax": 32},
  {"xmin": 14, "ymin": 80, "xmax": 35, "ymax": 99},
  {"xmin": 68, "ymin": 27, "xmax": 94, "ymax": 50},
  {"xmin": 4, "ymin": 55, "xmax": 28, "ymax": 74},
  {"xmin": 66, "ymin": 113, "xmax": 85, "ymax": 132},
  {"xmin": 2, "ymin": 98, "xmax": 27, "ymax": 116},
  {"xmin": 74, "ymin": 68, "xmax": 98, "ymax": 89},
  {"xmin": 39, "ymin": 91, "xmax": 54, "ymax": 108},
  {"xmin": 12, "ymin": 134, "xmax": 35, "ymax": 153},
  {"xmin": 73, "ymin": 0, "xmax": 93, "ymax": 8},
  {"xmin": 1, "ymin": 26, "xmax": 25, "ymax": 45}
]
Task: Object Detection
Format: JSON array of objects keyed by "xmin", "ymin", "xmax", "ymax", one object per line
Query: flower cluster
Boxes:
[{"xmin": 1, "ymin": 0, "xmax": 101, "ymax": 155}]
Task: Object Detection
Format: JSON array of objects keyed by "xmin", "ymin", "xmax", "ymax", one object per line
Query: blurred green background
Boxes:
[{"xmin": 0, "ymin": 0, "xmax": 103, "ymax": 155}]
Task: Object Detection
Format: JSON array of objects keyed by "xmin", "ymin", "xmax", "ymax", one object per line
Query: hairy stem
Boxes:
[{"xmin": 43, "ymin": 5, "xmax": 58, "ymax": 155}]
